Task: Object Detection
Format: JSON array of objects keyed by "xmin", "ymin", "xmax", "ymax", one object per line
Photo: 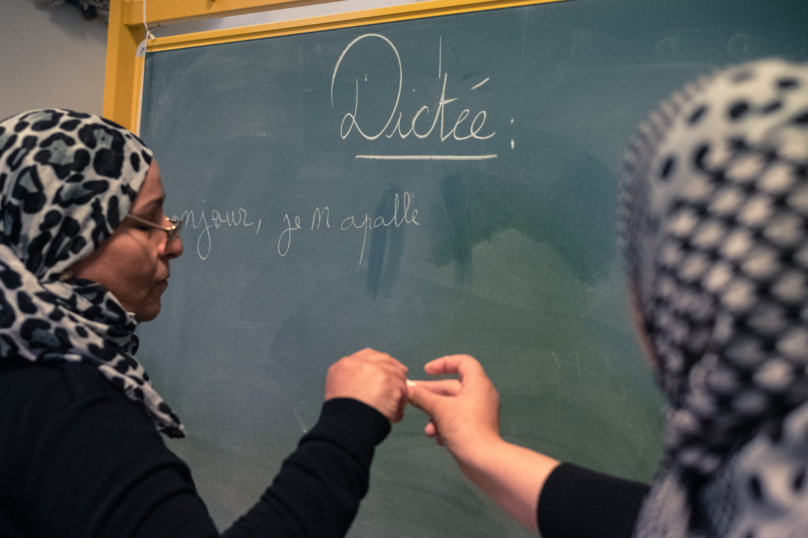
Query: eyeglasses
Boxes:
[{"xmin": 126, "ymin": 213, "xmax": 184, "ymax": 250}]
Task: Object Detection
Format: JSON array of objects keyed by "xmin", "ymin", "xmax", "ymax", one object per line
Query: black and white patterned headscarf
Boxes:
[
  {"xmin": 622, "ymin": 60, "xmax": 808, "ymax": 537},
  {"xmin": 0, "ymin": 109, "xmax": 183, "ymax": 437}
]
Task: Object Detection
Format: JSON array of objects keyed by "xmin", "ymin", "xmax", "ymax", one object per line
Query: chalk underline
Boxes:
[{"xmin": 355, "ymin": 154, "xmax": 498, "ymax": 161}]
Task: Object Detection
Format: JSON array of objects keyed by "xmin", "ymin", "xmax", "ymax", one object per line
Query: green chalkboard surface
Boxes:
[{"xmin": 138, "ymin": 0, "xmax": 808, "ymax": 535}]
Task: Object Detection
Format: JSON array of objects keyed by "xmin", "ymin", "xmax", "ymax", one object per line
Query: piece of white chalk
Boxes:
[{"xmin": 406, "ymin": 379, "xmax": 416, "ymax": 387}]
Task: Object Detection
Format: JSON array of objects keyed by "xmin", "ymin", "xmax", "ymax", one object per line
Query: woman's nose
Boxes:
[{"xmin": 162, "ymin": 235, "xmax": 183, "ymax": 259}]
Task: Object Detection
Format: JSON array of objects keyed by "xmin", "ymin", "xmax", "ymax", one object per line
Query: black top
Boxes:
[
  {"xmin": 538, "ymin": 462, "xmax": 650, "ymax": 538},
  {"xmin": 0, "ymin": 357, "xmax": 390, "ymax": 538}
]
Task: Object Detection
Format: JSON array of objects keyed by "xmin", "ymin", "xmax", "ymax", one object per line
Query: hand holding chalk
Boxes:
[
  {"xmin": 408, "ymin": 355, "xmax": 557, "ymax": 532},
  {"xmin": 407, "ymin": 354, "xmax": 500, "ymax": 461},
  {"xmin": 325, "ymin": 348, "xmax": 410, "ymax": 423}
]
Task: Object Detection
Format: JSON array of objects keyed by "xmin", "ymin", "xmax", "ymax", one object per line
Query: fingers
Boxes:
[
  {"xmin": 423, "ymin": 354, "xmax": 485, "ymax": 383},
  {"xmin": 407, "ymin": 381, "xmax": 443, "ymax": 414},
  {"xmin": 353, "ymin": 348, "xmax": 409, "ymax": 377},
  {"xmin": 325, "ymin": 348, "xmax": 410, "ymax": 423},
  {"xmin": 392, "ymin": 387, "xmax": 408, "ymax": 424},
  {"xmin": 412, "ymin": 379, "xmax": 462, "ymax": 397},
  {"xmin": 423, "ymin": 422, "xmax": 445, "ymax": 446},
  {"xmin": 324, "ymin": 350, "xmax": 488, "ymax": 433},
  {"xmin": 408, "ymin": 354, "xmax": 501, "ymax": 456},
  {"xmin": 409, "ymin": 355, "xmax": 484, "ymax": 420},
  {"xmin": 424, "ymin": 420, "xmax": 437, "ymax": 437}
]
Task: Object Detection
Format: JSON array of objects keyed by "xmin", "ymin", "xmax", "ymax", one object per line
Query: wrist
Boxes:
[
  {"xmin": 453, "ymin": 438, "xmax": 560, "ymax": 532},
  {"xmin": 450, "ymin": 433, "xmax": 508, "ymax": 470}
]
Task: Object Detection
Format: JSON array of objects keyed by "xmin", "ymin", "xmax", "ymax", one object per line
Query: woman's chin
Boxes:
[{"xmin": 135, "ymin": 302, "xmax": 161, "ymax": 323}]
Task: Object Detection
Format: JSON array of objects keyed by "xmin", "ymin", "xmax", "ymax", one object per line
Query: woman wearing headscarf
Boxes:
[
  {"xmin": 0, "ymin": 109, "xmax": 410, "ymax": 537},
  {"xmin": 409, "ymin": 58, "xmax": 808, "ymax": 537}
]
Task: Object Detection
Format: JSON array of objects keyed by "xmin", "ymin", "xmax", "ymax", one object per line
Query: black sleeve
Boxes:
[
  {"xmin": 537, "ymin": 463, "xmax": 650, "ymax": 538},
  {"xmin": 3, "ymin": 361, "xmax": 389, "ymax": 538},
  {"xmin": 223, "ymin": 398, "xmax": 390, "ymax": 538}
]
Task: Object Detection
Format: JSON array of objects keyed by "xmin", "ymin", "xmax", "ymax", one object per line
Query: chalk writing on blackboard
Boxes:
[
  {"xmin": 177, "ymin": 207, "xmax": 261, "ymax": 261},
  {"xmin": 277, "ymin": 214, "xmax": 301, "ymax": 258},
  {"xmin": 331, "ymin": 33, "xmax": 497, "ymax": 160},
  {"xmin": 340, "ymin": 191, "xmax": 419, "ymax": 264},
  {"xmin": 177, "ymin": 193, "xmax": 418, "ymax": 263},
  {"xmin": 279, "ymin": 191, "xmax": 419, "ymax": 263}
]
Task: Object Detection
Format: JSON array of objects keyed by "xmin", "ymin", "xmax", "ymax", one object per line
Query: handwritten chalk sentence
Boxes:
[{"xmin": 175, "ymin": 192, "xmax": 419, "ymax": 263}]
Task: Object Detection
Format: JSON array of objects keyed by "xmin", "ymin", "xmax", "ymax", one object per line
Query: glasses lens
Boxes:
[{"xmin": 166, "ymin": 218, "xmax": 184, "ymax": 250}]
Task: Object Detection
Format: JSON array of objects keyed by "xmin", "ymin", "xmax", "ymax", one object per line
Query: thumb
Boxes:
[{"xmin": 407, "ymin": 382, "xmax": 442, "ymax": 415}]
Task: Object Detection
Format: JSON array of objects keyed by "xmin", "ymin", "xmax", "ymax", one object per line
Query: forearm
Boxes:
[
  {"xmin": 224, "ymin": 398, "xmax": 390, "ymax": 538},
  {"xmin": 454, "ymin": 438, "xmax": 560, "ymax": 531}
]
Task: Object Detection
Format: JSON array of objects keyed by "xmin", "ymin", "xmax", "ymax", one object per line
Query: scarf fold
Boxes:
[
  {"xmin": 0, "ymin": 109, "xmax": 183, "ymax": 437},
  {"xmin": 623, "ymin": 59, "xmax": 808, "ymax": 537}
]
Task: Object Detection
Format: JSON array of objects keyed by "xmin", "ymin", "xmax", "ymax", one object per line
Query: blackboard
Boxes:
[{"xmin": 137, "ymin": 0, "xmax": 808, "ymax": 536}]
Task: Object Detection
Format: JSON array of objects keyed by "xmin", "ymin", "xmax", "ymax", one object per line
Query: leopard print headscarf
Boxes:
[
  {"xmin": 623, "ymin": 60, "xmax": 808, "ymax": 537},
  {"xmin": 0, "ymin": 109, "xmax": 183, "ymax": 438}
]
